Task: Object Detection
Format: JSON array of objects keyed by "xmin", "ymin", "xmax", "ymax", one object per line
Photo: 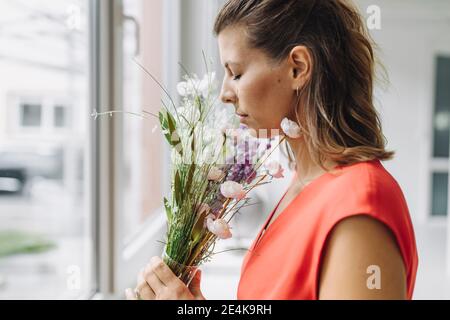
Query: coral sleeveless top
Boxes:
[{"xmin": 237, "ymin": 159, "xmax": 418, "ymax": 300}]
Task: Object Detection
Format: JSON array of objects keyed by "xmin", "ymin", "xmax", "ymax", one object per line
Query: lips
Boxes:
[{"xmin": 237, "ymin": 112, "xmax": 248, "ymax": 124}]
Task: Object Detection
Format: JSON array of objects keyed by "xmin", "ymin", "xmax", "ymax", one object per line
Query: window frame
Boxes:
[
  {"xmin": 428, "ymin": 54, "xmax": 450, "ymax": 225},
  {"xmin": 90, "ymin": 0, "xmax": 176, "ymax": 299}
]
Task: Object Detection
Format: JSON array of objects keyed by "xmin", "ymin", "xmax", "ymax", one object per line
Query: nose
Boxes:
[{"xmin": 220, "ymin": 78, "xmax": 237, "ymax": 105}]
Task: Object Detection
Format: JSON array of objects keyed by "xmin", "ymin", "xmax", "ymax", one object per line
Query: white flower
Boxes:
[
  {"xmin": 206, "ymin": 215, "xmax": 232, "ymax": 239},
  {"xmin": 176, "ymin": 72, "xmax": 216, "ymax": 98},
  {"xmin": 208, "ymin": 167, "xmax": 224, "ymax": 181},
  {"xmin": 176, "ymin": 81, "xmax": 192, "ymax": 97},
  {"xmin": 198, "ymin": 72, "xmax": 215, "ymax": 97},
  {"xmin": 264, "ymin": 160, "xmax": 284, "ymax": 179},
  {"xmin": 281, "ymin": 117, "xmax": 301, "ymax": 138},
  {"xmin": 220, "ymin": 181, "xmax": 246, "ymax": 200}
]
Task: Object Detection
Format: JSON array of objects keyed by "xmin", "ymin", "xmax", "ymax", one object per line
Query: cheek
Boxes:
[
  {"xmin": 240, "ymin": 76, "xmax": 273, "ymax": 111},
  {"xmin": 240, "ymin": 77, "xmax": 288, "ymax": 128}
]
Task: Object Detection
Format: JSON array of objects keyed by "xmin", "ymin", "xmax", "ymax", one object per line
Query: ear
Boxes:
[{"xmin": 288, "ymin": 45, "xmax": 313, "ymax": 90}]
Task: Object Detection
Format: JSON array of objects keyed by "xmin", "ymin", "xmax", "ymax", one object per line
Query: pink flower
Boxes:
[
  {"xmin": 203, "ymin": 213, "xmax": 215, "ymax": 228},
  {"xmin": 220, "ymin": 181, "xmax": 246, "ymax": 200},
  {"xmin": 206, "ymin": 215, "xmax": 232, "ymax": 239},
  {"xmin": 281, "ymin": 117, "xmax": 301, "ymax": 138},
  {"xmin": 264, "ymin": 161, "xmax": 284, "ymax": 179}
]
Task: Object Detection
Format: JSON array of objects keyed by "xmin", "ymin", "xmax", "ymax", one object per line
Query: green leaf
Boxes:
[
  {"xmin": 191, "ymin": 211, "xmax": 206, "ymax": 245},
  {"xmin": 166, "ymin": 111, "xmax": 177, "ymax": 135},
  {"xmin": 194, "ymin": 96, "xmax": 202, "ymax": 111},
  {"xmin": 159, "ymin": 110, "xmax": 183, "ymax": 155},
  {"xmin": 158, "ymin": 110, "xmax": 165, "ymax": 126},
  {"xmin": 172, "ymin": 131, "xmax": 183, "ymax": 156},
  {"xmin": 159, "ymin": 110, "xmax": 172, "ymax": 145},
  {"xmin": 191, "ymin": 132, "xmax": 195, "ymax": 151},
  {"xmin": 191, "ymin": 229, "xmax": 203, "ymax": 246},
  {"xmin": 185, "ymin": 164, "xmax": 195, "ymax": 196},
  {"xmin": 163, "ymin": 197, "xmax": 172, "ymax": 222},
  {"xmin": 174, "ymin": 170, "xmax": 182, "ymax": 207}
]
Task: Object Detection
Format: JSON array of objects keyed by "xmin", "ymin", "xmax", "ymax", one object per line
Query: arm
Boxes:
[{"xmin": 318, "ymin": 215, "xmax": 407, "ymax": 300}]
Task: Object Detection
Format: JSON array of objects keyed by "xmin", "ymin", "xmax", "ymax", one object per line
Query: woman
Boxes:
[{"xmin": 126, "ymin": 0, "xmax": 418, "ymax": 300}]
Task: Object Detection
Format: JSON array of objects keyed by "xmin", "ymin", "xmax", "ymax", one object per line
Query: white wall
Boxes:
[{"xmin": 356, "ymin": 0, "xmax": 450, "ymax": 299}]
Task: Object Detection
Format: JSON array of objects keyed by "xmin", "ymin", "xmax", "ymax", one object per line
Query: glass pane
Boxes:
[
  {"xmin": 432, "ymin": 56, "xmax": 450, "ymax": 158},
  {"xmin": 21, "ymin": 104, "xmax": 42, "ymax": 127},
  {"xmin": 121, "ymin": 0, "xmax": 165, "ymax": 243},
  {"xmin": 54, "ymin": 106, "xmax": 66, "ymax": 128},
  {"xmin": 431, "ymin": 172, "xmax": 448, "ymax": 216},
  {"xmin": 0, "ymin": 0, "xmax": 94, "ymax": 298}
]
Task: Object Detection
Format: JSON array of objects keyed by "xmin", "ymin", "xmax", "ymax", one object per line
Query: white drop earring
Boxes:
[
  {"xmin": 281, "ymin": 117, "xmax": 301, "ymax": 139},
  {"xmin": 280, "ymin": 86, "xmax": 302, "ymax": 139}
]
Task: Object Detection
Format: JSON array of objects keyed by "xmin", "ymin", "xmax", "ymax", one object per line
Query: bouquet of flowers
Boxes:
[
  {"xmin": 92, "ymin": 55, "xmax": 296, "ymax": 286},
  {"xmin": 157, "ymin": 60, "xmax": 289, "ymax": 286}
]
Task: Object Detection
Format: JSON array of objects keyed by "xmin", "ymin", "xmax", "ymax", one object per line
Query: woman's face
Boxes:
[{"xmin": 218, "ymin": 25, "xmax": 297, "ymax": 137}]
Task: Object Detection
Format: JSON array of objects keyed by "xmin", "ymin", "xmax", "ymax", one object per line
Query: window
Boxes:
[
  {"xmin": 430, "ymin": 56, "xmax": 450, "ymax": 217},
  {"xmin": 102, "ymin": 0, "xmax": 170, "ymax": 296},
  {"xmin": 54, "ymin": 105, "xmax": 67, "ymax": 128},
  {"xmin": 432, "ymin": 56, "xmax": 450, "ymax": 158},
  {"xmin": 20, "ymin": 103, "xmax": 42, "ymax": 127},
  {"xmin": 431, "ymin": 172, "xmax": 448, "ymax": 216},
  {"xmin": 120, "ymin": 0, "xmax": 165, "ymax": 244},
  {"xmin": 13, "ymin": 98, "xmax": 70, "ymax": 133},
  {"xmin": 0, "ymin": 0, "xmax": 94, "ymax": 299}
]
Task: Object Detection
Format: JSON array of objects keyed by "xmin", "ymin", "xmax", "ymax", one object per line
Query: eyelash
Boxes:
[{"xmin": 225, "ymin": 67, "xmax": 241, "ymax": 81}]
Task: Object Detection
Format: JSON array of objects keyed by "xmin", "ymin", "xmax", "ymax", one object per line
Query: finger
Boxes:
[
  {"xmin": 136, "ymin": 283, "xmax": 156, "ymax": 300},
  {"xmin": 136, "ymin": 273, "xmax": 156, "ymax": 298},
  {"xmin": 148, "ymin": 256, "xmax": 181, "ymax": 287},
  {"xmin": 188, "ymin": 269, "xmax": 204, "ymax": 299},
  {"xmin": 136, "ymin": 267, "xmax": 157, "ymax": 300},
  {"xmin": 144, "ymin": 263, "xmax": 166, "ymax": 295},
  {"xmin": 125, "ymin": 288, "xmax": 137, "ymax": 300},
  {"xmin": 137, "ymin": 268, "xmax": 146, "ymax": 286},
  {"xmin": 136, "ymin": 274, "xmax": 157, "ymax": 300}
]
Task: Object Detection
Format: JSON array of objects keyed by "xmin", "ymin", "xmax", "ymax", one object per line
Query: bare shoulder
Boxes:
[{"xmin": 318, "ymin": 215, "xmax": 407, "ymax": 300}]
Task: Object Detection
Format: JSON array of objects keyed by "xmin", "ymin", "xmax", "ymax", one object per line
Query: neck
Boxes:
[{"xmin": 286, "ymin": 136, "xmax": 337, "ymax": 185}]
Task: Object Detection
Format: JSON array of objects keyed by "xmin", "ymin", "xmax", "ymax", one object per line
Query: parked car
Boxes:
[
  {"xmin": 0, "ymin": 168, "xmax": 27, "ymax": 195},
  {"xmin": 0, "ymin": 147, "xmax": 63, "ymax": 196}
]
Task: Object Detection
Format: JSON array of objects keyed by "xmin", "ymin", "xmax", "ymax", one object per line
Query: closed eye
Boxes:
[{"xmin": 224, "ymin": 65, "xmax": 241, "ymax": 81}]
